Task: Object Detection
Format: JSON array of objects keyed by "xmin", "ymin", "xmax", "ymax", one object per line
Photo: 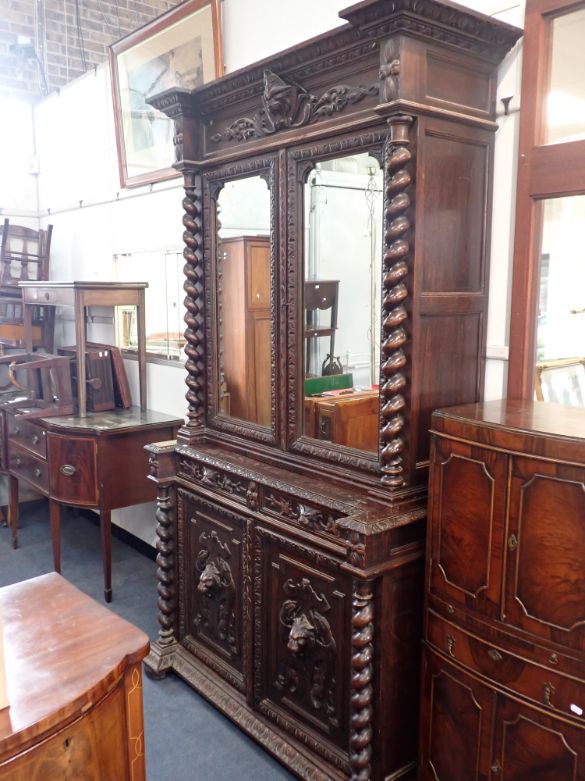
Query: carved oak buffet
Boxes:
[{"xmin": 143, "ymin": 2, "xmax": 521, "ymax": 780}]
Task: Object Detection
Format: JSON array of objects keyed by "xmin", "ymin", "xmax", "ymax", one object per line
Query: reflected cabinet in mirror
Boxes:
[
  {"xmin": 302, "ymin": 152, "xmax": 382, "ymax": 455},
  {"xmin": 214, "ymin": 173, "xmax": 273, "ymax": 430}
]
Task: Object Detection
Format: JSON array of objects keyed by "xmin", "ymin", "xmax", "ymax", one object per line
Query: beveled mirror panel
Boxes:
[
  {"xmin": 302, "ymin": 152, "xmax": 382, "ymax": 454},
  {"xmin": 216, "ymin": 174, "xmax": 272, "ymax": 428}
]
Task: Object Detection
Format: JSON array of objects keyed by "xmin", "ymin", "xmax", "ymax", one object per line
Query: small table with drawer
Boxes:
[{"xmin": 6, "ymin": 406, "xmax": 181, "ymax": 602}]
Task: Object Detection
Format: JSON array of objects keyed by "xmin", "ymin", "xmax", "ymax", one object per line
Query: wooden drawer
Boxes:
[
  {"xmin": 9, "ymin": 447, "xmax": 48, "ymax": 493},
  {"xmin": 47, "ymin": 433, "xmax": 98, "ymax": 506},
  {"xmin": 8, "ymin": 417, "xmax": 47, "ymax": 458},
  {"xmin": 427, "ymin": 611, "xmax": 585, "ymax": 726},
  {"xmin": 20, "ymin": 286, "xmax": 67, "ymax": 307}
]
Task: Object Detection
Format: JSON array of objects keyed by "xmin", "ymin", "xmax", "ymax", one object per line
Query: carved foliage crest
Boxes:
[{"xmin": 211, "ymin": 69, "xmax": 379, "ymax": 144}]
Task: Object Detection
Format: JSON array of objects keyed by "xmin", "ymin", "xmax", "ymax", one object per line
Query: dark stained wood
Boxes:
[
  {"xmin": 508, "ymin": 0, "xmax": 585, "ymax": 399},
  {"xmin": 0, "ymin": 573, "xmax": 148, "ymax": 780},
  {"xmin": 420, "ymin": 400, "xmax": 585, "ymax": 780},
  {"xmin": 142, "ymin": 2, "xmax": 521, "ymax": 779}
]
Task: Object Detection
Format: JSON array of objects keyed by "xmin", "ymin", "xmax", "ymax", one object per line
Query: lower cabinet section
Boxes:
[
  {"xmin": 146, "ymin": 474, "xmax": 425, "ymax": 781},
  {"xmin": 420, "ymin": 647, "xmax": 585, "ymax": 781}
]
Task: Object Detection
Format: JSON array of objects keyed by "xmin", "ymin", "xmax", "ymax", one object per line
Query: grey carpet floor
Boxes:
[{"xmin": 0, "ymin": 500, "xmax": 294, "ymax": 781}]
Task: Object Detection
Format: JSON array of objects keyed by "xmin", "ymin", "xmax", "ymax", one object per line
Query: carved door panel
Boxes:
[
  {"xmin": 492, "ymin": 695, "xmax": 585, "ymax": 780},
  {"xmin": 504, "ymin": 456, "xmax": 585, "ymax": 651},
  {"xmin": 428, "ymin": 437, "xmax": 508, "ymax": 618},
  {"xmin": 180, "ymin": 490, "xmax": 248, "ymax": 692},
  {"xmin": 253, "ymin": 525, "xmax": 350, "ymax": 761},
  {"xmin": 419, "ymin": 647, "xmax": 494, "ymax": 781}
]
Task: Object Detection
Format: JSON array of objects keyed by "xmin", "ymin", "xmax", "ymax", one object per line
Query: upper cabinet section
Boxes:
[
  {"xmin": 149, "ymin": 0, "xmax": 521, "ymax": 165},
  {"xmin": 150, "ymin": 0, "xmax": 521, "ymax": 490}
]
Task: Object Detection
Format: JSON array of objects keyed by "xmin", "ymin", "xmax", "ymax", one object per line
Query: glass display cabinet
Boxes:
[{"xmin": 143, "ymin": 2, "xmax": 521, "ymax": 779}]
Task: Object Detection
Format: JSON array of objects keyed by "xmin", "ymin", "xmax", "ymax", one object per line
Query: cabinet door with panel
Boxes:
[
  {"xmin": 503, "ymin": 455, "xmax": 585, "ymax": 652},
  {"xmin": 427, "ymin": 436, "xmax": 508, "ymax": 618},
  {"xmin": 492, "ymin": 695, "xmax": 585, "ymax": 781},
  {"xmin": 253, "ymin": 525, "xmax": 351, "ymax": 762},
  {"xmin": 179, "ymin": 490, "xmax": 249, "ymax": 693},
  {"xmin": 419, "ymin": 648, "xmax": 495, "ymax": 781}
]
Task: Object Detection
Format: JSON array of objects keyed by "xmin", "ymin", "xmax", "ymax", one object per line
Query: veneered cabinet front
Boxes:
[
  {"xmin": 492, "ymin": 695, "xmax": 585, "ymax": 780},
  {"xmin": 47, "ymin": 433, "xmax": 98, "ymax": 505},
  {"xmin": 419, "ymin": 648, "xmax": 494, "ymax": 781},
  {"xmin": 428, "ymin": 437, "xmax": 508, "ymax": 618},
  {"xmin": 504, "ymin": 455, "xmax": 585, "ymax": 652}
]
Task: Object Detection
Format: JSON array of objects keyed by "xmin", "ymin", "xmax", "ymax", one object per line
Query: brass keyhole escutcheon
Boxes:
[
  {"xmin": 488, "ymin": 648, "xmax": 503, "ymax": 662},
  {"xmin": 508, "ymin": 532, "xmax": 518, "ymax": 552},
  {"xmin": 543, "ymin": 681, "xmax": 555, "ymax": 707},
  {"xmin": 446, "ymin": 635, "xmax": 456, "ymax": 657}
]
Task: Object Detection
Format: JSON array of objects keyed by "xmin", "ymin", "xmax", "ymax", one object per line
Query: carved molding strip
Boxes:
[
  {"xmin": 379, "ymin": 114, "xmax": 414, "ymax": 489},
  {"xmin": 211, "ymin": 69, "xmax": 379, "ymax": 145},
  {"xmin": 350, "ymin": 581, "xmax": 375, "ymax": 781},
  {"xmin": 182, "ymin": 171, "xmax": 206, "ymax": 435},
  {"xmin": 171, "ymin": 647, "xmax": 336, "ymax": 781}
]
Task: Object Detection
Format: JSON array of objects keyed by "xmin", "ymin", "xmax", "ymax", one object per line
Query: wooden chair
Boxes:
[{"xmin": 0, "ymin": 220, "xmax": 54, "ymax": 352}]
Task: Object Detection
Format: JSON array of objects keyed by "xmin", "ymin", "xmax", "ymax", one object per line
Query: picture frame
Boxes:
[{"xmin": 109, "ymin": 0, "xmax": 223, "ymax": 189}]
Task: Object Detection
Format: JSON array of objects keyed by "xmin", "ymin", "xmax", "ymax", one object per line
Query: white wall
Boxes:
[{"xmin": 25, "ymin": 0, "xmax": 525, "ymax": 542}]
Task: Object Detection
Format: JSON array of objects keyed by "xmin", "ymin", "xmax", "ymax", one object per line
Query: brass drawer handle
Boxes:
[
  {"xmin": 488, "ymin": 648, "xmax": 503, "ymax": 662},
  {"xmin": 543, "ymin": 681, "xmax": 555, "ymax": 708},
  {"xmin": 33, "ymin": 468, "xmax": 42, "ymax": 478},
  {"xmin": 14, "ymin": 426, "xmax": 20, "ymax": 435},
  {"xmin": 491, "ymin": 760, "xmax": 501, "ymax": 774},
  {"xmin": 31, "ymin": 434, "xmax": 39, "ymax": 445},
  {"xmin": 549, "ymin": 653, "xmax": 559, "ymax": 666},
  {"xmin": 59, "ymin": 464, "xmax": 76, "ymax": 477},
  {"xmin": 447, "ymin": 635, "xmax": 456, "ymax": 657},
  {"xmin": 508, "ymin": 533, "xmax": 518, "ymax": 552},
  {"xmin": 15, "ymin": 456, "xmax": 21, "ymax": 467}
]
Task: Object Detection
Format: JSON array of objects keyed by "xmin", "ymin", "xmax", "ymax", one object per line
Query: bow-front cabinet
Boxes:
[{"xmin": 143, "ymin": 3, "xmax": 521, "ymax": 779}]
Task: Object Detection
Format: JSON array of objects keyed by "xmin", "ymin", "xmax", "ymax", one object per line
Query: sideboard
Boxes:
[{"xmin": 0, "ymin": 572, "xmax": 149, "ymax": 780}]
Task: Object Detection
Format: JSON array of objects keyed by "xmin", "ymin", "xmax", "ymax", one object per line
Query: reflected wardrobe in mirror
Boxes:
[
  {"xmin": 303, "ymin": 152, "xmax": 382, "ymax": 454},
  {"xmin": 216, "ymin": 175, "xmax": 271, "ymax": 427}
]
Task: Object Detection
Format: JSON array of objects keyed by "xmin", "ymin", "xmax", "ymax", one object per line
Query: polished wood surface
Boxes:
[
  {"xmin": 220, "ymin": 236, "xmax": 271, "ymax": 426},
  {"xmin": 420, "ymin": 400, "xmax": 585, "ymax": 780},
  {"xmin": 0, "ymin": 573, "xmax": 148, "ymax": 780},
  {"xmin": 19, "ymin": 281, "xmax": 147, "ymax": 417},
  {"xmin": 6, "ymin": 407, "xmax": 182, "ymax": 601},
  {"xmin": 142, "ymin": 2, "xmax": 521, "ymax": 779},
  {"xmin": 304, "ymin": 390, "xmax": 379, "ymax": 451}
]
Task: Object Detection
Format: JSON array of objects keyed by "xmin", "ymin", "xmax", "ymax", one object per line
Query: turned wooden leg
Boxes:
[
  {"xmin": 49, "ymin": 500, "xmax": 61, "ymax": 572},
  {"xmin": 100, "ymin": 508, "xmax": 112, "ymax": 603},
  {"xmin": 8, "ymin": 474, "xmax": 19, "ymax": 549}
]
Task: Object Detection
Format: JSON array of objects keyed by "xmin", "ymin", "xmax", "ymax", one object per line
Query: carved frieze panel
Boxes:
[{"xmin": 210, "ymin": 69, "xmax": 379, "ymax": 146}]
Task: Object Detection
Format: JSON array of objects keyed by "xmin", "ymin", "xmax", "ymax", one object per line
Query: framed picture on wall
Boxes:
[{"xmin": 109, "ymin": 0, "xmax": 223, "ymax": 189}]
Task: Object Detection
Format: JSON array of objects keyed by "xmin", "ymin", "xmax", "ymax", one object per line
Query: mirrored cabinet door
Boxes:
[
  {"xmin": 216, "ymin": 174, "xmax": 272, "ymax": 428},
  {"xmin": 302, "ymin": 151, "xmax": 383, "ymax": 455}
]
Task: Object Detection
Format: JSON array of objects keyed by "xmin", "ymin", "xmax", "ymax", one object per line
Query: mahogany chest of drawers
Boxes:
[{"xmin": 419, "ymin": 400, "xmax": 585, "ymax": 780}]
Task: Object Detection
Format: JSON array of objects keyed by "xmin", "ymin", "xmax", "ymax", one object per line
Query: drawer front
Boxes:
[
  {"xmin": 47, "ymin": 434, "xmax": 98, "ymax": 505},
  {"xmin": 9, "ymin": 447, "xmax": 48, "ymax": 492},
  {"xmin": 427, "ymin": 611, "xmax": 585, "ymax": 726},
  {"xmin": 21, "ymin": 286, "xmax": 67, "ymax": 307},
  {"xmin": 8, "ymin": 417, "xmax": 47, "ymax": 458}
]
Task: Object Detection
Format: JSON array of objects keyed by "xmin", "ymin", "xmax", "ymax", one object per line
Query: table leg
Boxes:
[
  {"xmin": 49, "ymin": 500, "xmax": 61, "ymax": 573},
  {"xmin": 100, "ymin": 508, "xmax": 112, "ymax": 603},
  {"xmin": 8, "ymin": 474, "xmax": 18, "ymax": 549}
]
